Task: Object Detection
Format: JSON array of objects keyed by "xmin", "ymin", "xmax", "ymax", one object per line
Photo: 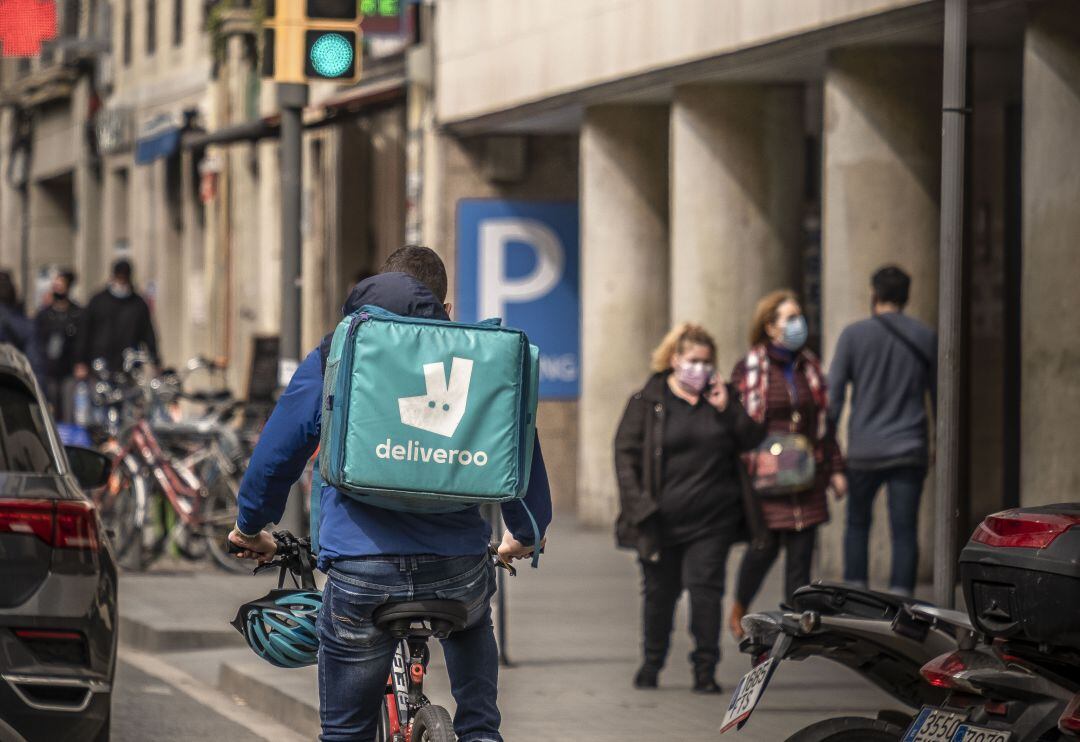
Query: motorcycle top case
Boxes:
[
  {"xmin": 319, "ymin": 305, "xmax": 539, "ymax": 513},
  {"xmin": 960, "ymin": 503, "xmax": 1080, "ymax": 649}
]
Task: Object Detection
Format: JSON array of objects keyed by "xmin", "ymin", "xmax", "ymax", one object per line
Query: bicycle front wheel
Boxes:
[{"xmin": 410, "ymin": 706, "xmax": 455, "ymax": 742}]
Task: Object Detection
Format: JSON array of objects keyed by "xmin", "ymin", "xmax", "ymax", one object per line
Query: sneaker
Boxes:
[{"xmin": 633, "ymin": 665, "xmax": 659, "ymax": 689}]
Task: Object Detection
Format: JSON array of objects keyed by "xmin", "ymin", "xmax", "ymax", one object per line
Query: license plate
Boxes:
[
  {"xmin": 719, "ymin": 659, "xmax": 775, "ymax": 734},
  {"xmin": 903, "ymin": 707, "xmax": 1012, "ymax": 742}
]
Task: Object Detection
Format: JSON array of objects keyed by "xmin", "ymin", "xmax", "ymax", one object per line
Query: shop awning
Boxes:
[{"xmin": 135, "ymin": 115, "xmax": 183, "ymax": 164}]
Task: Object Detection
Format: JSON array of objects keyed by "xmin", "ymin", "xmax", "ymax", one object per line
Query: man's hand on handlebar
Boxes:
[
  {"xmin": 497, "ymin": 529, "xmax": 546, "ymax": 563},
  {"xmin": 228, "ymin": 528, "xmax": 278, "ymax": 563}
]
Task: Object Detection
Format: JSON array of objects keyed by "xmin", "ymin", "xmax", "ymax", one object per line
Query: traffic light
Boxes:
[{"xmin": 261, "ymin": 0, "xmax": 362, "ymax": 84}]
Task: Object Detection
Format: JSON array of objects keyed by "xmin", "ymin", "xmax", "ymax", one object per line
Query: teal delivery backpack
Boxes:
[{"xmin": 319, "ymin": 305, "xmax": 540, "ymax": 526}]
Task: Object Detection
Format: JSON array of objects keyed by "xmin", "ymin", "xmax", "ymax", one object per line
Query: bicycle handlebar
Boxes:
[{"xmin": 227, "ymin": 531, "xmax": 518, "ymax": 587}]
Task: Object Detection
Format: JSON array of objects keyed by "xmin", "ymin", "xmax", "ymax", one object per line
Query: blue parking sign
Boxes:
[{"xmin": 456, "ymin": 200, "xmax": 580, "ymax": 399}]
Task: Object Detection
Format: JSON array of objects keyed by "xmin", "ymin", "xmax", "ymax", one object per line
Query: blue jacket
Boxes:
[{"xmin": 236, "ymin": 273, "xmax": 553, "ymax": 569}]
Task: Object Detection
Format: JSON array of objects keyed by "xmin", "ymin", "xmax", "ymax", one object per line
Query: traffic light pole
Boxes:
[{"xmin": 279, "ymin": 80, "xmax": 309, "ymax": 534}]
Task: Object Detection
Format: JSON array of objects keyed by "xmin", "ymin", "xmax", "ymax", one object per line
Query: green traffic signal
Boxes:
[{"xmin": 305, "ymin": 30, "xmax": 357, "ymax": 79}]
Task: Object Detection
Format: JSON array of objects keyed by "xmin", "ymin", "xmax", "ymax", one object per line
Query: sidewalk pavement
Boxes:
[{"xmin": 119, "ymin": 519, "xmax": 908, "ymax": 740}]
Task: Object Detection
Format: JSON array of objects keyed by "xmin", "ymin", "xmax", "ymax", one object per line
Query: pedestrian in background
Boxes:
[
  {"xmin": 34, "ymin": 270, "xmax": 82, "ymax": 420},
  {"xmin": 615, "ymin": 323, "xmax": 765, "ymax": 693},
  {"xmin": 0, "ymin": 270, "xmax": 45, "ymax": 382},
  {"xmin": 728, "ymin": 290, "xmax": 846, "ymax": 638},
  {"xmin": 75, "ymin": 259, "xmax": 159, "ymax": 377},
  {"xmin": 828, "ymin": 266, "xmax": 937, "ymax": 597}
]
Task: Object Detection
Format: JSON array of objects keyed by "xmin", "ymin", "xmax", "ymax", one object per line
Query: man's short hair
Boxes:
[
  {"xmin": 872, "ymin": 265, "xmax": 911, "ymax": 307},
  {"xmin": 379, "ymin": 246, "xmax": 448, "ymax": 303},
  {"xmin": 112, "ymin": 259, "xmax": 133, "ymax": 281}
]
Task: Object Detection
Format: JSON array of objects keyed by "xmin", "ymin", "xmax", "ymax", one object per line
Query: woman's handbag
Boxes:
[{"xmin": 748, "ymin": 431, "xmax": 816, "ymax": 496}]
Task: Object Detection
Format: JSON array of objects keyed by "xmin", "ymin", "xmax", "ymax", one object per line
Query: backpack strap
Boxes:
[
  {"xmin": 518, "ymin": 500, "xmax": 542, "ymax": 569},
  {"xmin": 874, "ymin": 315, "xmax": 932, "ymax": 378}
]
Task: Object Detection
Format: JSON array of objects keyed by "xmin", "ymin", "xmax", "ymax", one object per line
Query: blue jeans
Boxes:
[
  {"xmin": 843, "ymin": 466, "xmax": 926, "ymax": 595},
  {"xmin": 316, "ymin": 553, "xmax": 500, "ymax": 742}
]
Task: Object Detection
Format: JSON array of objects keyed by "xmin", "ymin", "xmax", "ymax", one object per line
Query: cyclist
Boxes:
[{"xmin": 229, "ymin": 246, "xmax": 552, "ymax": 742}]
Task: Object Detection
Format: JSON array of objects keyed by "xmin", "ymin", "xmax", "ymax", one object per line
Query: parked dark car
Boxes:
[{"xmin": 0, "ymin": 345, "xmax": 115, "ymax": 742}]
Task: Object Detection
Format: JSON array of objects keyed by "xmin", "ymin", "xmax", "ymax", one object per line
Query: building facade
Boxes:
[{"xmin": 424, "ymin": 0, "xmax": 1080, "ymax": 582}]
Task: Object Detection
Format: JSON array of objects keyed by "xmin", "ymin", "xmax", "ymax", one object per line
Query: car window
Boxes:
[{"xmin": 0, "ymin": 380, "xmax": 58, "ymax": 474}]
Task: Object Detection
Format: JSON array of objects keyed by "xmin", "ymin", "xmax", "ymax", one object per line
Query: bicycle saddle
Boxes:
[{"xmin": 372, "ymin": 600, "xmax": 469, "ymax": 639}]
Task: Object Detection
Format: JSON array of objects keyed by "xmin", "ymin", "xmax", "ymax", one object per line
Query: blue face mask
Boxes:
[{"xmin": 780, "ymin": 315, "xmax": 808, "ymax": 351}]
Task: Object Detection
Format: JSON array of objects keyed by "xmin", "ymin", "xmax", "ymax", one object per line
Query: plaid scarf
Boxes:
[{"xmin": 738, "ymin": 344, "xmax": 829, "ymax": 445}]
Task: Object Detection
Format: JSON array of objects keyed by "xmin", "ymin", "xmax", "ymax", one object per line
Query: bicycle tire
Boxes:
[
  {"xmin": 784, "ymin": 716, "xmax": 904, "ymax": 742},
  {"xmin": 410, "ymin": 706, "xmax": 455, "ymax": 742},
  {"xmin": 201, "ymin": 467, "xmax": 251, "ymax": 574},
  {"xmin": 105, "ymin": 461, "xmax": 158, "ymax": 571},
  {"xmin": 126, "ymin": 487, "xmax": 170, "ymax": 570},
  {"xmin": 98, "ymin": 457, "xmax": 140, "ymax": 560}
]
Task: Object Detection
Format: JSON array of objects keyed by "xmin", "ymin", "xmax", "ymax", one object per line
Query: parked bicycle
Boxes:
[{"xmin": 92, "ymin": 350, "xmax": 260, "ymax": 572}]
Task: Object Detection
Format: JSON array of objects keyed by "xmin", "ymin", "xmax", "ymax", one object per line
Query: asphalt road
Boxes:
[{"xmin": 112, "ymin": 660, "xmax": 268, "ymax": 742}]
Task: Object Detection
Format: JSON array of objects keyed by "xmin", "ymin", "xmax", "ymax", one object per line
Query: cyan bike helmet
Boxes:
[
  {"xmin": 232, "ymin": 588, "xmax": 321, "ymax": 668},
  {"xmin": 230, "ymin": 532, "xmax": 322, "ymax": 669}
]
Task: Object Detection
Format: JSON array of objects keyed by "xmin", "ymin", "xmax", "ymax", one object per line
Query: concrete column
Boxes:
[
  {"xmin": 670, "ymin": 85, "xmax": 804, "ymax": 373},
  {"xmin": 578, "ymin": 106, "xmax": 669, "ymax": 525},
  {"xmin": 72, "ymin": 78, "xmax": 102, "ymax": 304},
  {"xmin": 1020, "ymin": 3, "xmax": 1080, "ymax": 503},
  {"xmin": 819, "ymin": 47, "xmax": 942, "ymax": 584},
  {"xmin": 0, "ymin": 109, "xmax": 22, "ymax": 276}
]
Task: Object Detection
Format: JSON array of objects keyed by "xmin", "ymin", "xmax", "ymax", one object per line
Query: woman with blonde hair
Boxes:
[
  {"xmin": 727, "ymin": 290, "xmax": 846, "ymax": 638},
  {"xmin": 614, "ymin": 322, "xmax": 765, "ymax": 693}
]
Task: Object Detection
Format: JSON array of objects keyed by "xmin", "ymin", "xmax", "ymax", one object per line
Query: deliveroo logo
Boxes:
[{"xmin": 397, "ymin": 358, "xmax": 474, "ymax": 438}]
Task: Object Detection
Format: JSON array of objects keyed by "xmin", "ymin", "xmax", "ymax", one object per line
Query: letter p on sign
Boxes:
[
  {"xmin": 456, "ymin": 199, "xmax": 580, "ymax": 400},
  {"xmin": 478, "ymin": 219, "xmax": 564, "ymax": 320}
]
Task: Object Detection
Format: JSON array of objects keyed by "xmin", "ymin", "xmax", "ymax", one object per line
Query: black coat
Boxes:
[
  {"xmin": 77, "ymin": 289, "xmax": 159, "ymax": 372},
  {"xmin": 613, "ymin": 373, "xmax": 767, "ymax": 561}
]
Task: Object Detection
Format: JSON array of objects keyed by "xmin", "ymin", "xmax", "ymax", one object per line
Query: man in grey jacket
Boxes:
[{"xmin": 828, "ymin": 266, "xmax": 936, "ymax": 596}]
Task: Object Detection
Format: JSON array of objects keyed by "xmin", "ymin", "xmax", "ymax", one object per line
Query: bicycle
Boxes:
[
  {"xmin": 95, "ymin": 351, "xmax": 255, "ymax": 571},
  {"xmin": 231, "ymin": 531, "xmax": 516, "ymax": 742}
]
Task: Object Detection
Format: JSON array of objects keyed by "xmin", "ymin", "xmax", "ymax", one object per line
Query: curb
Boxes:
[
  {"xmin": 218, "ymin": 661, "xmax": 320, "ymax": 738},
  {"xmin": 119, "ymin": 614, "xmax": 242, "ymax": 653}
]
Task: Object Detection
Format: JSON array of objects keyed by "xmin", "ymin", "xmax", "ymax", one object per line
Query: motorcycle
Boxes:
[
  {"xmin": 722, "ymin": 582, "xmax": 962, "ymax": 740},
  {"xmin": 723, "ymin": 504, "xmax": 1080, "ymax": 742},
  {"xmin": 898, "ymin": 504, "xmax": 1080, "ymax": 742}
]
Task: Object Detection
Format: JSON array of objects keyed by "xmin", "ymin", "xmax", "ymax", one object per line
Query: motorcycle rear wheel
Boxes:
[{"xmin": 785, "ymin": 716, "xmax": 904, "ymax": 742}]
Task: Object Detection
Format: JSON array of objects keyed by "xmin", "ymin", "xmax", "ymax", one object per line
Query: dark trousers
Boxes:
[
  {"xmin": 640, "ymin": 534, "xmax": 731, "ymax": 671},
  {"xmin": 734, "ymin": 527, "xmax": 817, "ymax": 607},
  {"xmin": 843, "ymin": 466, "xmax": 926, "ymax": 595}
]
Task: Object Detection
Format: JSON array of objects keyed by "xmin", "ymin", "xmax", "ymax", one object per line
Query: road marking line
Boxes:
[{"xmin": 118, "ymin": 647, "xmax": 307, "ymax": 742}]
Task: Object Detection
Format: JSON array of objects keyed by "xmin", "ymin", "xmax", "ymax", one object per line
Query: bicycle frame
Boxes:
[
  {"xmin": 382, "ymin": 637, "xmax": 431, "ymax": 740},
  {"xmin": 116, "ymin": 419, "xmax": 207, "ymax": 527}
]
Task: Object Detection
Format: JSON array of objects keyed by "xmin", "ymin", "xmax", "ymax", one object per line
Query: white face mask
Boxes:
[{"xmin": 108, "ymin": 282, "xmax": 132, "ymax": 299}]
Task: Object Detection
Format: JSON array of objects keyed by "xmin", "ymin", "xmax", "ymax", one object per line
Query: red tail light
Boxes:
[
  {"xmin": 921, "ymin": 651, "xmax": 972, "ymax": 690},
  {"xmin": 971, "ymin": 509, "xmax": 1080, "ymax": 549},
  {"xmin": 0, "ymin": 499, "xmax": 98, "ymax": 550},
  {"xmin": 54, "ymin": 501, "xmax": 99, "ymax": 550},
  {"xmin": 0, "ymin": 500, "xmax": 55, "ymax": 543},
  {"xmin": 921, "ymin": 650, "xmax": 1003, "ymax": 693},
  {"xmin": 1061, "ymin": 694, "xmax": 1080, "ymax": 735},
  {"xmin": 13, "ymin": 629, "xmax": 83, "ymax": 641}
]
